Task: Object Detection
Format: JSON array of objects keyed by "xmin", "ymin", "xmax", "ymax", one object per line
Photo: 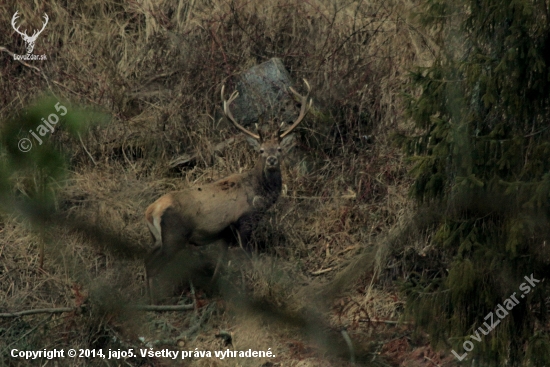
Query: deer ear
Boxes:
[
  {"xmin": 246, "ymin": 136, "xmax": 261, "ymax": 151},
  {"xmin": 280, "ymin": 134, "xmax": 296, "ymax": 153}
]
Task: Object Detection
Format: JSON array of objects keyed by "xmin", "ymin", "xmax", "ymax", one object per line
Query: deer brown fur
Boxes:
[{"xmin": 144, "ymin": 80, "xmax": 312, "ymax": 301}]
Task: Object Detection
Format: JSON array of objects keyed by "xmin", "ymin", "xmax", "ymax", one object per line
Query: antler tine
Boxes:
[
  {"xmin": 255, "ymin": 123, "xmax": 264, "ymax": 141},
  {"xmin": 280, "ymin": 78, "xmax": 313, "ymax": 139},
  {"xmin": 221, "ymin": 85, "xmax": 260, "ymax": 140}
]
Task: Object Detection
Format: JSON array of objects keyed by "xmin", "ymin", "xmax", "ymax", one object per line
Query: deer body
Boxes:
[
  {"xmin": 146, "ymin": 147, "xmax": 283, "ymax": 250},
  {"xmin": 145, "ymin": 80, "xmax": 312, "ymax": 301}
]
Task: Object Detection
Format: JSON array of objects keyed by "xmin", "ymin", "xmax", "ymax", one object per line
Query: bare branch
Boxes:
[
  {"xmin": 132, "ymin": 304, "xmax": 194, "ymax": 311},
  {"xmin": 0, "ymin": 303, "xmax": 194, "ymax": 318},
  {"xmin": 0, "ymin": 307, "xmax": 75, "ymax": 318}
]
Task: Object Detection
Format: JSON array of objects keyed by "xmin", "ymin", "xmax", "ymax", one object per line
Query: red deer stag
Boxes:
[{"xmin": 145, "ymin": 79, "xmax": 312, "ymax": 301}]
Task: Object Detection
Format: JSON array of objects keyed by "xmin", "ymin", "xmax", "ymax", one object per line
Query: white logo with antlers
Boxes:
[{"xmin": 11, "ymin": 11, "xmax": 48, "ymax": 56}]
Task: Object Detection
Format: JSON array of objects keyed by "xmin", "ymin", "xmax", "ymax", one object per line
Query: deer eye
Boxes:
[
  {"xmin": 259, "ymin": 149, "xmax": 264, "ymax": 153},
  {"xmin": 277, "ymin": 147, "xmax": 282, "ymax": 152}
]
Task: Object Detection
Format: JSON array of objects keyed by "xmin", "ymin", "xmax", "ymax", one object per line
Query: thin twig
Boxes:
[
  {"xmin": 78, "ymin": 132, "xmax": 97, "ymax": 166},
  {"xmin": 0, "ymin": 307, "xmax": 75, "ymax": 318},
  {"xmin": 0, "ymin": 303, "xmax": 194, "ymax": 318},
  {"xmin": 130, "ymin": 304, "xmax": 195, "ymax": 311},
  {"xmin": 311, "ymin": 267, "xmax": 334, "ymax": 275},
  {"xmin": 359, "ymin": 318, "xmax": 411, "ymax": 325},
  {"xmin": 290, "ymin": 195, "xmax": 356, "ymax": 200}
]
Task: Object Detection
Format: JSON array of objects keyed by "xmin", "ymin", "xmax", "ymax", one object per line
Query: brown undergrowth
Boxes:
[{"xmin": 0, "ymin": 0, "xmax": 436, "ymax": 365}]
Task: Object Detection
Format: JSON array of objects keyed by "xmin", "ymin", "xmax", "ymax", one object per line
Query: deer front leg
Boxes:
[{"xmin": 209, "ymin": 238, "xmax": 229, "ymax": 283}]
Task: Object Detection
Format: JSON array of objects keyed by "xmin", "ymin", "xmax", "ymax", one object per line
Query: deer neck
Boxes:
[{"xmin": 250, "ymin": 161, "xmax": 282, "ymax": 199}]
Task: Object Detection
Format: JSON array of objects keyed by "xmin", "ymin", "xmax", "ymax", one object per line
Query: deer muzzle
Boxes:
[{"xmin": 266, "ymin": 156, "xmax": 278, "ymax": 169}]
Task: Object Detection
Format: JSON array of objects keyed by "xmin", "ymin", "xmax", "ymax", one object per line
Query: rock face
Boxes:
[{"xmin": 229, "ymin": 58, "xmax": 300, "ymax": 131}]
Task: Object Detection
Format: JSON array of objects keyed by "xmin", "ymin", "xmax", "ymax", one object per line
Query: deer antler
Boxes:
[
  {"xmin": 221, "ymin": 85, "xmax": 261, "ymax": 140},
  {"xmin": 11, "ymin": 11, "xmax": 28, "ymax": 37},
  {"xmin": 280, "ymin": 78, "xmax": 313, "ymax": 139},
  {"xmin": 11, "ymin": 12, "xmax": 48, "ymax": 41}
]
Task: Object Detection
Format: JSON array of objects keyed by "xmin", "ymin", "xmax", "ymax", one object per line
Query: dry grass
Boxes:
[{"xmin": 0, "ymin": 0, "xmax": 436, "ymax": 365}]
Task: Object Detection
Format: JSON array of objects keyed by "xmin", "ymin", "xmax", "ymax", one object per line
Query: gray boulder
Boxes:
[{"xmin": 228, "ymin": 58, "xmax": 302, "ymax": 132}]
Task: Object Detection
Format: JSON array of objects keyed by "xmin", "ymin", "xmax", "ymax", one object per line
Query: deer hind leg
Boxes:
[
  {"xmin": 151, "ymin": 207, "xmax": 195, "ymax": 302},
  {"xmin": 145, "ymin": 206, "xmax": 191, "ymax": 303},
  {"xmin": 145, "ymin": 212, "xmax": 164, "ymax": 303}
]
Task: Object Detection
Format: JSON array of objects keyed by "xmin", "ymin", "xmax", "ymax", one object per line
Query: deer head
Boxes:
[
  {"xmin": 221, "ymin": 79, "xmax": 312, "ymax": 178},
  {"xmin": 12, "ymin": 11, "xmax": 49, "ymax": 54}
]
